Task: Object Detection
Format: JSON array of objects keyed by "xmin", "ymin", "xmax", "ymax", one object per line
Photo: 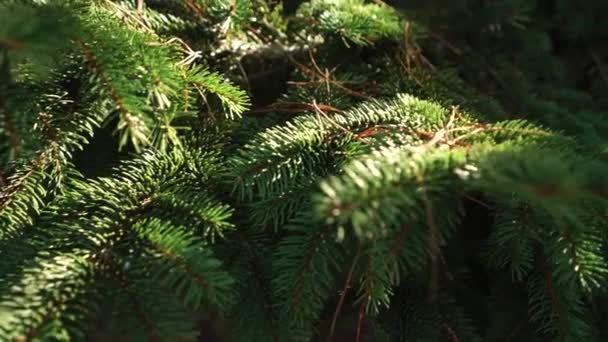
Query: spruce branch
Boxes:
[
  {"xmin": 0, "ymin": 1, "xmax": 606, "ymax": 341},
  {"xmin": 0, "ymin": 252, "xmax": 95, "ymax": 341},
  {"xmin": 114, "ymin": 266, "xmax": 162, "ymax": 342}
]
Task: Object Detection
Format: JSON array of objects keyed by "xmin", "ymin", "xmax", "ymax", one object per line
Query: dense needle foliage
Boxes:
[{"xmin": 1, "ymin": 0, "xmax": 607, "ymax": 341}]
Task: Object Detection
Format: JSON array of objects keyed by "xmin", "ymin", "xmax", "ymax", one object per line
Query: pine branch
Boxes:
[
  {"xmin": 272, "ymin": 212, "xmax": 346, "ymax": 341},
  {"xmin": 135, "ymin": 218, "xmax": 234, "ymax": 309},
  {"xmin": 0, "ymin": 252, "xmax": 96, "ymax": 341}
]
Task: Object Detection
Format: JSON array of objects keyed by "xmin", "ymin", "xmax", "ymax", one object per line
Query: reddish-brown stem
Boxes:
[
  {"xmin": 327, "ymin": 246, "xmax": 362, "ymax": 341},
  {"xmin": 356, "ymin": 302, "xmax": 366, "ymax": 342}
]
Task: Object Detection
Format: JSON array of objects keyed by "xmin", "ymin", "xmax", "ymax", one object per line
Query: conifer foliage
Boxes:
[{"xmin": 1, "ymin": 0, "xmax": 607, "ymax": 341}]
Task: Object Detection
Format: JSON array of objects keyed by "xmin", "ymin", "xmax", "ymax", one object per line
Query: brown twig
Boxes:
[
  {"xmin": 327, "ymin": 246, "xmax": 362, "ymax": 341},
  {"xmin": 249, "ymin": 101, "xmax": 342, "ymax": 114},
  {"xmin": 355, "ymin": 297, "xmax": 366, "ymax": 342},
  {"xmin": 184, "ymin": 0, "xmax": 205, "ymax": 17},
  {"xmin": 312, "ymin": 100, "xmax": 365, "ymax": 142},
  {"xmin": 426, "ymin": 30, "xmax": 462, "ymax": 56},
  {"xmin": 463, "ymin": 194, "xmax": 490, "ymax": 208},
  {"xmin": 104, "ymin": 0, "xmax": 155, "ymax": 34},
  {"xmin": 413, "ymin": 106, "xmax": 458, "ymax": 154},
  {"xmin": 401, "ymin": 21, "xmax": 436, "ymax": 73},
  {"xmin": 286, "ymin": 52, "xmax": 374, "ymax": 100}
]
